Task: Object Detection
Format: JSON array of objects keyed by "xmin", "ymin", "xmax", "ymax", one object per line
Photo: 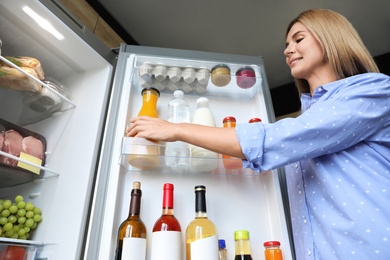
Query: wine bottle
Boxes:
[
  {"xmin": 115, "ymin": 181, "xmax": 147, "ymax": 260},
  {"xmin": 186, "ymin": 185, "xmax": 219, "ymax": 260},
  {"xmin": 234, "ymin": 230, "xmax": 253, "ymax": 260},
  {"xmin": 150, "ymin": 183, "xmax": 182, "ymax": 260}
]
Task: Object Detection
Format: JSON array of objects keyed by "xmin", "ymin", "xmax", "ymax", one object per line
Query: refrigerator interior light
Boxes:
[{"xmin": 22, "ymin": 6, "xmax": 64, "ymax": 40}]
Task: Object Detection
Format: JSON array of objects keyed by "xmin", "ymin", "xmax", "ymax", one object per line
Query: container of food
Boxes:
[
  {"xmin": 211, "ymin": 64, "xmax": 231, "ymax": 87},
  {"xmin": 236, "ymin": 66, "xmax": 256, "ymax": 89}
]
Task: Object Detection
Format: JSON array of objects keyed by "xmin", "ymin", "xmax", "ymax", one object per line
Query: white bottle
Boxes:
[
  {"xmin": 165, "ymin": 90, "xmax": 191, "ymax": 169},
  {"xmin": 190, "ymin": 97, "xmax": 218, "ymax": 171}
]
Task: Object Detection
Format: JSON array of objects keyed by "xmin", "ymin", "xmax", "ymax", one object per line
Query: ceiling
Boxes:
[{"xmin": 87, "ymin": 0, "xmax": 390, "ymax": 89}]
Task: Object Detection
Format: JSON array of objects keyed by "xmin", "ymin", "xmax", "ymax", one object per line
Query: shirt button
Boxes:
[
  {"xmin": 295, "ymin": 163, "xmax": 299, "ymax": 168},
  {"xmin": 303, "ymin": 218, "xmax": 307, "ymax": 224},
  {"xmin": 307, "ymin": 249, "xmax": 312, "ymax": 256},
  {"xmin": 298, "ymin": 190, "xmax": 302, "ymax": 195}
]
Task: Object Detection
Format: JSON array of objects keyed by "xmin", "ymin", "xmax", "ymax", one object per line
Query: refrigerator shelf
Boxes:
[
  {"xmin": 0, "ymin": 54, "xmax": 75, "ymax": 125},
  {"xmin": 121, "ymin": 137, "xmax": 261, "ymax": 174}
]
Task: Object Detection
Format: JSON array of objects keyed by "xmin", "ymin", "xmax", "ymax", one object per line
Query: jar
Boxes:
[
  {"xmin": 236, "ymin": 66, "xmax": 256, "ymax": 89},
  {"xmin": 264, "ymin": 241, "xmax": 283, "ymax": 260},
  {"xmin": 211, "ymin": 64, "xmax": 231, "ymax": 87}
]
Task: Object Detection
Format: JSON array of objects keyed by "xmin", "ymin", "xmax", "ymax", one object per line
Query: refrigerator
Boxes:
[{"xmin": 0, "ymin": 0, "xmax": 294, "ymax": 259}]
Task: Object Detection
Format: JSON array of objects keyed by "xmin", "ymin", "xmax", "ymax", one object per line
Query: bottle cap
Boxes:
[
  {"xmin": 264, "ymin": 241, "xmax": 281, "ymax": 247},
  {"xmin": 163, "ymin": 183, "xmax": 174, "ymax": 190},
  {"xmin": 133, "ymin": 181, "xmax": 141, "ymax": 189},
  {"xmin": 218, "ymin": 239, "xmax": 226, "ymax": 249},
  {"xmin": 223, "ymin": 116, "xmax": 236, "ymax": 124},
  {"xmin": 249, "ymin": 117, "xmax": 262, "ymax": 123},
  {"xmin": 173, "ymin": 90, "xmax": 184, "ymax": 98},
  {"xmin": 234, "ymin": 230, "xmax": 250, "ymax": 240},
  {"xmin": 194, "ymin": 185, "xmax": 206, "ymax": 191},
  {"xmin": 141, "ymin": 87, "xmax": 160, "ymax": 97},
  {"xmin": 196, "ymin": 97, "xmax": 209, "ymax": 104}
]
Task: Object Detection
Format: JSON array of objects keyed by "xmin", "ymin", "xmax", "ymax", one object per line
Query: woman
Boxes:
[{"xmin": 127, "ymin": 9, "xmax": 390, "ymax": 259}]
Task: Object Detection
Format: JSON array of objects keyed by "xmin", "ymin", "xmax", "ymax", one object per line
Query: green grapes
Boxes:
[{"xmin": 0, "ymin": 195, "xmax": 43, "ymax": 240}]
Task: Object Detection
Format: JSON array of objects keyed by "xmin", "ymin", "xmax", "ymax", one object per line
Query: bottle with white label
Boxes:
[
  {"xmin": 190, "ymin": 97, "xmax": 218, "ymax": 171},
  {"xmin": 115, "ymin": 181, "xmax": 147, "ymax": 260},
  {"xmin": 150, "ymin": 183, "xmax": 182, "ymax": 260},
  {"xmin": 165, "ymin": 90, "xmax": 191, "ymax": 169},
  {"xmin": 186, "ymin": 185, "xmax": 219, "ymax": 260}
]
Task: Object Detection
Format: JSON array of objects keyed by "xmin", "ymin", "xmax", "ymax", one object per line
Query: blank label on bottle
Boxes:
[
  {"xmin": 190, "ymin": 235, "xmax": 219, "ymax": 260},
  {"xmin": 122, "ymin": 237, "xmax": 146, "ymax": 260},
  {"xmin": 150, "ymin": 231, "xmax": 182, "ymax": 260}
]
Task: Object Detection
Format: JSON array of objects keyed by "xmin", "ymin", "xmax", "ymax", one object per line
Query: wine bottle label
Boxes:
[
  {"xmin": 122, "ymin": 237, "xmax": 147, "ymax": 260},
  {"xmin": 190, "ymin": 235, "xmax": 219, "ymax": 260},
  {"xmin": 150, "ymin": 231, "xmax": 182, "ymax": 260}
]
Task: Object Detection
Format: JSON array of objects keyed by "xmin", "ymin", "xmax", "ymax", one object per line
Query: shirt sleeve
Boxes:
[{"xmin": 236, "ymin": 73, "xmax": 390, "ymax": 172}]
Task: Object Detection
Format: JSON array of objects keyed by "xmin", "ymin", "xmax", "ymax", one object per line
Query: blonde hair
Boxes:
[{"xmin": 286, "ymin": 9, "xmax": 379, "ymax": 94}]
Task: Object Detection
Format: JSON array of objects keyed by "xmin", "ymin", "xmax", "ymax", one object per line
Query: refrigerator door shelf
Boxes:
[
  {"xmin": 121, "ymin": 136, "xmax": 260, "ymax": 174},
  {"xmin": 132, "ymin": 61, "xmax": 262, "ymax": 98}
]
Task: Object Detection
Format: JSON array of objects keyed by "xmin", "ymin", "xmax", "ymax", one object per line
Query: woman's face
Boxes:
[{"xmin": 284, "ymin": 22, "xmax": 327, "ymax": 81}]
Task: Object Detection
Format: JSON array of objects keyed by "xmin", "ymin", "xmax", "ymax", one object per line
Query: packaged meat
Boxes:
[
  {"xmin": 0, "ymin": 56, "xmax": 44, "ymax": 80},
  {"xmin": 0, "ymin": 129, "xmax": 23, "ymax": 167},
  {"xmin": 0, "ymin": 65, "xmax": 42, "ymax": 92},
  {"xmin": 0, "ymin": 118, "xmax": 47, "ymax": 187},
  {"xmin": 0, "ymin": 123, "xmax": 4, "ymax": 150}
]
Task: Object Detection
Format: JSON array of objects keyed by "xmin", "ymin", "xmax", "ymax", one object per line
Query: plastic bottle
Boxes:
[
  {"xmin": 264, "ymin": 241, "xmax": 283, "ymax": 260},
  {"xmin": 222, "ymin": 116, "xmax": 243, "ymax": 170},
  {"xmin": 165, "ymin": 90, "xmax": 191, "ymax": 169},
  {"xmin": 219, "ymin": 239, "xmax": 228, "ymax": 260},
  {"xmin": 234, "ymin": 230, "xmax": 253, "ymax": 260},
  {"xmin": 190, "ymin": 97, "xmax": 218, "ymax": 171}
]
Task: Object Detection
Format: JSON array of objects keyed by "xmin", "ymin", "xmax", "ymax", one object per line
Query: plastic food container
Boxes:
[
  {"xmin": 236, "ymin": 66, "xmax": 256, "ymax": 89},
  {"xmin": 211, "ymin": 64, "xmax": 231, "ymax": 87}
]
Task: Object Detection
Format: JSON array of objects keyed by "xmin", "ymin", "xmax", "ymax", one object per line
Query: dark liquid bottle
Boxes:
[
  {"xmin": 115, "ymin": 181, "xmax": 147, "ymax": 260},
  {"xmin": 234, "ymin": 230, "xmax": 253, "ymax": 260}
]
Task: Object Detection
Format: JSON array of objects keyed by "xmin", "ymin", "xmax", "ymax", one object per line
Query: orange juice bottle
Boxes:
[
  {"xmin": 264, "ymin": 241, "xmax": 283, "ymax": 260},
  {"xmin": 222, "ymin": 116, "xmax": 243, "ymax": 170},
  {"xmin": 128, "ymin": 87, "xmax": 161, "ymax": 169}
]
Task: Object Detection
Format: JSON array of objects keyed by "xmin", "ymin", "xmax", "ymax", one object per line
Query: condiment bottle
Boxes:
[
  {"xmin": 219, "ymin": 239, "xmax": 228, "ymax": 260},
  {"xmin": 234, "ymin": 230, "xmax": 253, "ymax": 260},
  {"xmin": 222, "ymin": 116, "xmax": 243, "ymax": 170},
  {"xmin": 264, "ymin": 241, "xmax": 283, "ymax": 260},
  {"xmin": 128, "ymin": 87, "xmax": 161, "ymax": 169}
]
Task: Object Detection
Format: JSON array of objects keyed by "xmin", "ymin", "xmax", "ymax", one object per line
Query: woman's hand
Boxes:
[{"xmin": 126, "ymin": 116, "xmax": 178, "ymax": 142}]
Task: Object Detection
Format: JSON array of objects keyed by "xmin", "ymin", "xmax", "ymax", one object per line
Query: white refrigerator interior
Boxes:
[
  {"xmin": 0, "ymin": 0, "xmax": 112, "ymax": 259},
  {"xmin": 90, "ymin": 47, "xmax": 293, "ymax": 260},
  {"xmin": 0, "ymin": 0, "xmax": 293, "ymax": 259}
]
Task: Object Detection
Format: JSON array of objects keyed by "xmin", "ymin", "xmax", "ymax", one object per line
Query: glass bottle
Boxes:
[
  {"xmin": 128, "ymin": 87, "xmax": 161, "ymax": 169},
  {"xmin": 150, "ymin": 183, "xmax": 182, "ymax": 260},
  {"xmin": 186, "ymin": 185, "xmax": 219, "ymax": 260},
  {"xmin": 264, "ymin": 241, "xmax": 283, "ymax": 260},
  {"xmin": 190, "ymin": 97, "xmax": 218, "ymax": 171},
  {"xmin": 222, "ymin": 116, "xmax": 243, "ymax": 170},
  {"xmin": 218, "ymin": 239, "xmax": 228, "ymax": 260},
  {"xmin": 234, "ymin": 230, "xmax": 253, "ymax": 260},
  {"xmin": 115, "ymin": 181, "xmax": 147, "ymax": 260}
]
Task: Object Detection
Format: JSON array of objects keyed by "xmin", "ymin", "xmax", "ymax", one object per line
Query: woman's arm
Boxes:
[{"xmin": 126, "ymin": 116, "xmax": 245, "ymax": 159}]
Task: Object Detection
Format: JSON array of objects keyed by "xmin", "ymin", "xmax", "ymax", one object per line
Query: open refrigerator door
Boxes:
[
  {"xmin": 87, "ymin": 45, "xmax": 294, "ymax": 260},
  {"xmin": 0, "ymin": 0, "xmax": 114, "ymax": 259}
]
